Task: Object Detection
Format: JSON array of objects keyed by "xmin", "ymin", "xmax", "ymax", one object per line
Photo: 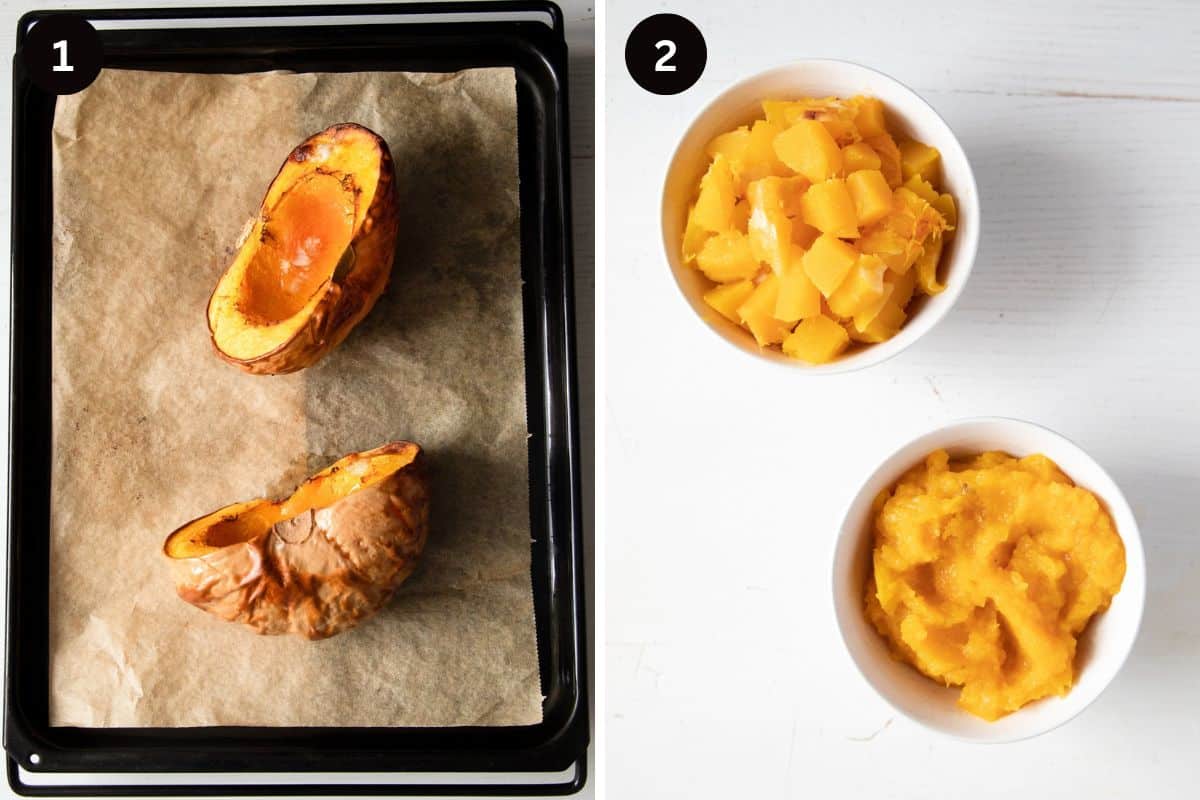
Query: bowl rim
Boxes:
[
  {"xmin": 660, "ymin": 57, "xmax": 982, "ymax": 375},
  {"xmin": 829, "ymin": 415, "xmax": 1147, "ymax": 743}
]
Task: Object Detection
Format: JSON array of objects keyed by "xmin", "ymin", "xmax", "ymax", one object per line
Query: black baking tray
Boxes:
[{"xmin": 6, "ymin": 2, "xmax": 586, "ymax": 795}]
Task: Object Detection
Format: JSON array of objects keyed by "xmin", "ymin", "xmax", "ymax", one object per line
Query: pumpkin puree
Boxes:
[{"xmin": 865, "ymin": 450, "xmax": 1125, "ymax": 720}]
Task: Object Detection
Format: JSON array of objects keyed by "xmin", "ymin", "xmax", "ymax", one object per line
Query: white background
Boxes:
[
  {"xmin": 606, "ymin": 0, "xmax": 1199, "ymax": 797},
  {"xmin": 0, "ymin": 0, "xmax": 594, "ymax": 797}
]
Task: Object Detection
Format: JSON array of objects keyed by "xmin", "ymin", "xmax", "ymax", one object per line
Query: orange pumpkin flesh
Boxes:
[{"xmin": 239, "ymin": 173, "xmax": 356, "ymax": 325}]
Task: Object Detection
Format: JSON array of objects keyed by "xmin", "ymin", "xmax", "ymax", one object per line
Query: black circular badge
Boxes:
[
  {"xmin": 21, "ymin": 15, "xmax": 103, "ymax": 96},
  {"xmin": 625, "ymin": 14, "xmax": 706, "ymax": 95}
]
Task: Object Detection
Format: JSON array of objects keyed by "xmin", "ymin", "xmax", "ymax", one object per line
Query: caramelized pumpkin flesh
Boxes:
[
  {"xmin": 865, "ymin": 450, "xmax": 1126, "ymax": 721},
  {"xmin": 165, "ymin": 447, "xmax": 418, "ymax": 559},
  {"xmin": 240, "ymin": 174, "xmax": 355, "ymax": 325}
]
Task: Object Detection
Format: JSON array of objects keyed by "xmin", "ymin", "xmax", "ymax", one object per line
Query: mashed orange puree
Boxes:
[{"xmin": 865, "ymin": 450, "xmax": 1125, "ymax": 721}]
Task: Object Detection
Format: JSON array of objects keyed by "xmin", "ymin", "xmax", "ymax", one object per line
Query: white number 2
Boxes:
[
  {"xmin": 52, "ymin": 39, "xmax": 74, "ymax": 72},
  {"xmin": 654, "ymin": 39, "xmax": 677, "ymax": 72}
]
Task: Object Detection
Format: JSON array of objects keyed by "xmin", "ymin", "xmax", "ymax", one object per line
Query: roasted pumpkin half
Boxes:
[
  {"xmin": 207, "ymin": 123, "xmax": 399, "ymax": 375},
  {"xmin": 164, "ymin": 442, "xmax": 429, "ymax": 640}
]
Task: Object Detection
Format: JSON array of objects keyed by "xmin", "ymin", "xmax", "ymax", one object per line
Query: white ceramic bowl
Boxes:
[
  {"xmin": 831, "ymin": 417, "xmax": 1145, "ymax": 742},
  {"xmin": 661, "ymin": 60, "xmax": 980, "ymax": 373}
]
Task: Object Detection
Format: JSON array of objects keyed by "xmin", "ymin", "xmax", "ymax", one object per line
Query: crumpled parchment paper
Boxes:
[{"xmin": 48, "ymin": 68, "xmax": 542, "ymax": 727}]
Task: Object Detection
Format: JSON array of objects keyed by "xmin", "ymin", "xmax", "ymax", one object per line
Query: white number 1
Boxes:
[
  {"xmin": 52, "ymin": 40, "xmax": 73, "ymax": 72},
  {"xmin": 654, "ymin": 39, "xmax": 677, "ymax": 72}
]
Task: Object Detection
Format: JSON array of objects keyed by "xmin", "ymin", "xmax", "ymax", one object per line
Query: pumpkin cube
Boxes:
[
  {"xmin": 737, "ymin": 274, "xmax": 791, "ymax": 347},
  {"xmin": 892, "ymin": 188, "xmax": 948, "ymax": 242},
  {"xmin": 763, "ymin": 97, "xmax": 843, "ymax": 128},
  {"xmin": 775, "ymin": 244, "xmax": 822, "ymax": 322},
  {"xmin": 902, "ymin": 174, "xmax": 939, "ymax": 204},
  {"xmin": 791, "ymin": 222, "xmax": 821, "ymax": 249},
  {"xmin": 846, "ymin": 170, "xmax": 893, "ymax": 227},
  {"xmin": 740, "ymin": 120, "xmax": 790, "ymax": 187},
  {"xmin": 933, "ymin": 192, "xmax": 957, "ymax": 228},
  {"xmin": 861, "ymin": 222, "xmax": 925, "ymax": 275},
  {"xmin": 773, "ymin": 120, "xmax": 843, "ymax": 183},
  {"xmin": 887, "ymin": 267, "xmax": 918, "ymax": 309},
  {"xmin": 915, "ymin": 234, "xmax": 946, "ymax": 295},
  {"xmin": 692, "ymin": 155, "xmax": 736, "ymax": 232},
  {"xmin": 842, "ymin": 142, "xmax": 882, "ymax": 173},
  {"xmin": 731, "ymin": 199, "xmax": 751, "ymax": 231},
  {"xmin": 762, "ymin": 100, "xmax": 803, "ymax": 127},
  {"xmin": 703, "ymin": 279, "xmax": 756, "ymax": 324},
  {"xmin": 682, "ymin": 204, "xmax": 713, "ymax": 264},
  {"xmin": 802, "ymin": 233, "xmax": 858, "ymax": 297},
  {"xmin": 848, "ymin": 300, "xmax": 906, "ymax": 343},
  {"xmin": 852, "ymin": 280, "xmax": 896, "ymax": 332},
  {"xmin": 782, "ymin": 314, "xmax": 849, "ymax": 363},
  {"xmin": 821, "ymin": 116, "xmax": 859, "ymax": 147},
  {"xmin": 853, "ymin": 97, "xmax": 888, "ymax": 138},
  {"xmin": 865, "ymin": 133, "xmax": 902, "ymax": 187},
  {"xmin": 827, "ymin": 254, "xmax": 887, "ymax": 318},
  {"xmin": 779, "ymin": 175, "xmax": 813, "ymax": 218},
  {"xmin": 696, "ymin": 231, "xmax": 760, "ymax": 283},
  {"xmin": 899, "ymin": 140, "xmax": 941, "ymax": 183},
  {"xmin": 746, "ymin": 177, "xmax": 793, "ymax": 274},
  {"xmin": 800, "ymin": 178, "xmax": 859, "ymax": 238},
  {"xmin": 706, "ymin": 127, "xmax": 751, "ymax": 167}
]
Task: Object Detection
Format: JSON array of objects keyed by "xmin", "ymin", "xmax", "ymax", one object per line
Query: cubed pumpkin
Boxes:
[
  {"xmin": 821, "ymin": 116, "xmax": 859, "ymax": 147},
  {"xmin": 865, "ymin": 133, "xmax": 903, "ymax": 188},
  {"xmin": 773, "ymin": 120, "xmax": 843, "ymax": 183},
  {"xmin": 846, "ymin": 170, "xmax": 893, "ymax": 227},
  {"xmin": 852, "ymin": 281, "xmax": 897, "ymax": 333},
  {"xmin": 848, "ymin": 299, "xmax": 906, "ymax": 343},
  {"xmin": 775, "ymin": 244, "xmax": 822, "ymax": 322},
  {"xmin": 682, "ymin": 204, "xmax": 713, "ymax": 264},
  {"xmin": 731, "ymin": 199, "xmax": 751, "ymax": 231},
  {"xmin": 915, "ymin": 233, "xmax": 946, "ymax": 295},
  {"xmin": 933, "ymin": 192, "xmax": 957, "ymax": 228},
  {"xmin": 827, "ymin": 254, "xmax": 887, "ymax": 318},
  {"xmin": 705, "ymin": 127, "xmax": 751, "ymax": 169},
  {"xmin": 899, "ymin": 139, "xmax": 941, "ymax": 183},
  {"xmin": 887, "ymin": 267, "xmax": 918, "ymax": 308},
  {"xmin": 695, "ymin": 230, "xmax": 760, "ymax": 282},
  {"xmin": 782, "ymin": 314, "xmax": 850, "ymax": 363},
  {"xmin": 703, "ymin": 279, "xmax": 756, "ymax": 324},
  {"xmin": 763, "ymin": 97, "xmax": 844, "ymax": 128},
  {"xmin": 902, "ymin": 174, "xmax": 939, "ymax": 204},
  {"xmin": 683, "ymin": 94, "xmax": 957, "ymax": 358},
  {"xmin": 692, "ymin": 155, "xmax": 736, "ymax": 232},
  {"xmin": 802, "ymin": 233, "xmax": 858, "ymax": 296},
  {"xmin": 853, "ymin": 97, "xmax": 888, "ymax": 138},
  {"xmin": 746, "ymin": 177, "xmax": 793, "ymax": 274},
  {"xmin": 892, "ymin": 188, "xmax": 947, "ymax": 243},
  {"xmin": 800, "ymin": 178, "xmax": 859, "ymax": 238},
  {"xmin": 842, "ymin": 142, "xmax": 882, "ymax": 173},
  {"xmin": 762, "ymin": 99, "xmax": 806, "ymax": 127},
  {"xmin": 779, "ymin": 175, "xmax": 813, "ymax": 218},
  {"xmin": 859, "ymin": 224, "xmax": 923, "ymax": 275},
  {"xmin": 791, "ymin": 221, "xmax": 821, "ymax": 249},
  {"xmin": 740, "ymin": 120, "xmax": 790, "ymax": 187},
  {"xmin": 737, "ymin": 274, "xmax": 792, "ymax": 347}
]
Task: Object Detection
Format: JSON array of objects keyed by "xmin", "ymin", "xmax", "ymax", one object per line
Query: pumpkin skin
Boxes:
[
  {"xmin": 164, "ymin": 442, "xmax": 429, "ymax": 640},
  {"xmin": 207, "ymin": 123, "xmax": 399, "ymax": 375}
]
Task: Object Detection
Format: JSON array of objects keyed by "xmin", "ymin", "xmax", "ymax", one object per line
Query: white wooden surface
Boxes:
[
  {"xmin": 0, "ymin": 0, "xmax": 594, "ymax": 797},
  {"xmin": 605, "ymin": 0, "xmax": 1200, "ymax": 797}
]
